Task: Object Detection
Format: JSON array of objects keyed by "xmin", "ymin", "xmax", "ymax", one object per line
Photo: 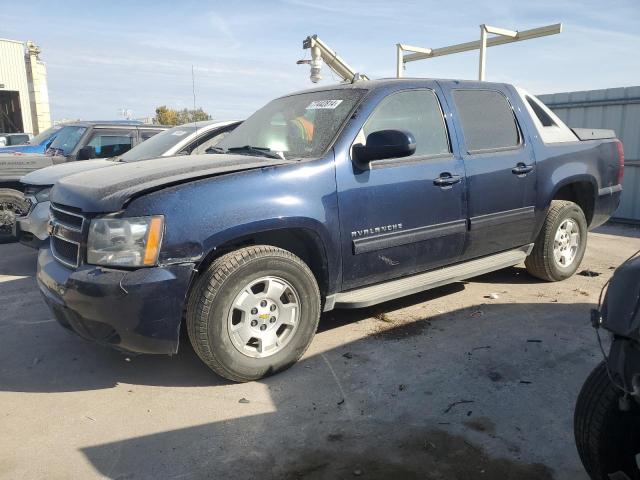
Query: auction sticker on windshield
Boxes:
[
  {"xmin": 306, "ymin": 100, "xmax": 343, "ymax": 110},
  {"xmin": 171, "ymin": 131, "xmax": 188, "ymax": 136}
]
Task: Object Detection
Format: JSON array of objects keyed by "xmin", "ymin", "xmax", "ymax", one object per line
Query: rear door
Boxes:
[
  {"xmin": 336, "ymin": 87, "xmax": 467, "ymax": 290},
  {"xmin": 441, "ymin": 83, "xmax": 537, "ymax": 259}
]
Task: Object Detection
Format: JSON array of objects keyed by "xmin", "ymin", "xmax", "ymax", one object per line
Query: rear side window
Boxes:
[
  {"xmin": 363, "ymin": 89, "xmax": 450, "ymax": 158},
  {"xmin": 87, "ymin": 131, "xmax": 134, "ymax": 158},
  {"xmin": 526, "ymin": 96, "xmax": 556, "ymax": 127},
  {"xmin": 453, "ymin": 90, "xmax": 520, "ymax": 153}
]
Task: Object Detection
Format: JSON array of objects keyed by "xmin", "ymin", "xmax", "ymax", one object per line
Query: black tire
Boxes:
[
  {"xmin": 0, "ymin": 188, "xmax": 28, "ymax": 241},
  {"xmin": 186, "ymin": 245, "xmax": 321, "ymax": 382},
  {"xmin": 574, "ymin": 362, "xmax": 640, "ymax": 480},
  {"xmin": 525, "ymin": 200, "xmax": 587, "ymax": 281}
]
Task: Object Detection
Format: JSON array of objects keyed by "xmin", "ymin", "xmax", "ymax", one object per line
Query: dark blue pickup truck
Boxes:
[{"xmin": 37, "ymin": 79, "xmax": 624, "ymax": 381}]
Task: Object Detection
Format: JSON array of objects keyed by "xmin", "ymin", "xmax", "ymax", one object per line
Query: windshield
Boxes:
[
  {"xmin": 119, "ymin": 125, "xmax": 198, "ymax": 162},
  {"xmin": 216, "ymin": 89, "xmax": 365, "ymax": 160},
  {"xmin": 47, "ymin": 126, "xmax": 87, "ymax": 156},
  {"xmin": 29, "ymin": 125, "xmax": 62, "ymax": 145}
]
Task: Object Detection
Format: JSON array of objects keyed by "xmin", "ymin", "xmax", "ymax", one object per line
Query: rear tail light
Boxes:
[{"xmin": 616, "ymin": 140, "xmax": 625, "ymax": 184}]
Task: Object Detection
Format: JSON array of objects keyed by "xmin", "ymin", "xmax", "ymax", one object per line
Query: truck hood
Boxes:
[
  {"xmin": 21, "ymin": 159, "xmax": 114, "ymax": 186},
  {"xmin": 51, "ymin": 153, "xmax": 291, "ymax": 213}
]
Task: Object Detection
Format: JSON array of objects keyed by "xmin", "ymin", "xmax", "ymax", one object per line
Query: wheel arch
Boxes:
[
  {"xmin": 195, "ymin": 218, "xmax": 336, "ymax": 300},
  {"xmin": 549, "ymin": 175, "xmax": 597, "ymax": 227}
]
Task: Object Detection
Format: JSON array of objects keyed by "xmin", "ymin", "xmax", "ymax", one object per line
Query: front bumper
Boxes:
[
  {"xmin": 37, "ymin": 245, "xmax": 195, "ymax": 355},
  {"xmin": 14, "ymin": 198, "xmax": 50, "ymax": 249}
]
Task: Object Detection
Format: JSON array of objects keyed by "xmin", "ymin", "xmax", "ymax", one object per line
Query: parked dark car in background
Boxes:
[{"xmin": 38, "ymin": 79, "xmax": 623, "ymax": 382}]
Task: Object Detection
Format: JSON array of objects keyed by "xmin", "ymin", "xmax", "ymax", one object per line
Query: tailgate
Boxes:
[{"xmin": 572, "ymin": 128, "xmax": 616, "ymax": 141}]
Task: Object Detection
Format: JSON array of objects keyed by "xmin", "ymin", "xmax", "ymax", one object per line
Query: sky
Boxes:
[{"xmin": 1, "ymin": 0, "xmax": 639, "ymax": 122}]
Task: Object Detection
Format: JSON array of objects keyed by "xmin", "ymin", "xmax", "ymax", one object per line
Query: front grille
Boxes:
[
  {"xmin": 51, "ymin": 236, "xmax": 80, "ymax": 268},
  {"xmin": 51, "ymin": 206, "xmax": 83, "ymax": 228},
  {"xmin": 50, "ymin": 204, "xmax": 85, "ymax": 268}
]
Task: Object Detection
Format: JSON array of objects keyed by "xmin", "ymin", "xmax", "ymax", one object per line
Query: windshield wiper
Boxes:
[
  {"xmin": 227, "ymin": 145, "xmax": 284, "ymax": 160},
  {"xmin": 205, "ymin": 146, "xmax": 228, "ymax": 154}
]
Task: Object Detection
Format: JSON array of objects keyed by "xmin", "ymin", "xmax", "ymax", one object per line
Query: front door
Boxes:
[
  {"xmin": 441, "ymin": 84, "xmax": 537, "ymax": 260},
  {"xmin": 336, "ymin": 87, "xmax": 467, "ymax": 290}
]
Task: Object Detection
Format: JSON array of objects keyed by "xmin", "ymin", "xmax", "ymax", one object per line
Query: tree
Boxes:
[{"xmin": 154, "ymin": 106, "xmax": 212, "ymax": 126}]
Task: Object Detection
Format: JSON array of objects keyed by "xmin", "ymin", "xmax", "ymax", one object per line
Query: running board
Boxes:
[{"xmin": 330, "ymin": 244, "xmax": 533, "ymax": 309}]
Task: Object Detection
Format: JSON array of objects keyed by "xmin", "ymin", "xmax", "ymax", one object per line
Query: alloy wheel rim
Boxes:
[
  {"xmin": 553, "ymin": 218, "xmax": 580, "ymax": 267},
  {"xmin": 227, "ymin": 276, "xmax": 301, "ymax": 358}
]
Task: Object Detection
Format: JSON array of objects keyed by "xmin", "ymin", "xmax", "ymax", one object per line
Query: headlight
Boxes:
[
  {"xmin": 87, "ymin": 215, "xmax": 164, "ymax": 267},
  {"xmin": 35, "ymin": 187, "xmax": 51, "ymax": 202}
]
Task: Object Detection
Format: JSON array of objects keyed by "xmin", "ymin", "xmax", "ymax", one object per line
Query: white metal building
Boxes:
[{"xmin": 0, "ymin": 38, "xmax": 51, "ymax": 135}]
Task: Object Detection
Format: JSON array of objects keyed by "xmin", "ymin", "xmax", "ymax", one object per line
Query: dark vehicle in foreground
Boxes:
[
  {"xmin": 38, "ymin": 79, "xmax": 624, "ymax": 382},
  {"xmin": 0, "ymin": 125, "xmax": 63, "ymax": 154},
  {"xmin": 15, "ymin": 120, "xmax": 240, "ymax": 248},
  {"xmin": 0, "ymin": 121, "xmax": 166, "ymax": 238},
  {"xmin": 575, "ymin": 251, "xmax": 640, "ymax": 480}
]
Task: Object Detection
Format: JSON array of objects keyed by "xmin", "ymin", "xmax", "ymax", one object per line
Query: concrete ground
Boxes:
[{"xmin": 1, "ymin": 224, "xmax": 639, "ymax": 480}]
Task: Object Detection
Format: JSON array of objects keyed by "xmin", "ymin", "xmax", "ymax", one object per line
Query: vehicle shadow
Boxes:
[{"xmin": 75, "ymin": 301, "xmax": 598, "ymax": 480}]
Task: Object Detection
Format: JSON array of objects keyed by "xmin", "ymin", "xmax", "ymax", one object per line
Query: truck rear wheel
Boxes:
[
  {"xmin": 0, "ymin": 188, "xmax": 29, "ymax": 241},
  {"xmin": 525, "ymin": 200, "xmax": 587, "ymax": 281},
  {"xmin": 186, "ymin": 245, "xmax": 321, "ymax": 382},
  {"xmin": 574, "ymin": 362, "xmax": 640, "ymax": 480}
]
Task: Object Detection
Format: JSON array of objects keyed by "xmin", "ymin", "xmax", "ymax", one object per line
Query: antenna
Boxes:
[{"xmin": 191, "ymin": 65, "xmax": 199, "ymax": 152}]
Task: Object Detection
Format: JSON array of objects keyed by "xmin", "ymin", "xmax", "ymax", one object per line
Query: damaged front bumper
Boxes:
[{"xmin": 37, "ymin": 245, "xmax": 195, "ymax": 355}]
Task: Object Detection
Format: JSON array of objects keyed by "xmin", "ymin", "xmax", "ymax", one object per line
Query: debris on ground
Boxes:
[
  {"xmin": 443, "ymin": 399, "xmax": 474, "ymax": 414},
  {"xmin": 124, "ymin": 357, "xmax": 131, "ymax": 362},
  {"xmin": 342, "ymin": 352, "xmax": 353, "ymax": 359},
  {"xmin": 519, "ymin": 380, "xmax": 532, "ymax": 385},
  {"xmin": 238, "ymin": 398, "xmax": 250, "ymax": 404},
  {"xmin": 473, "ymin": 346, "xmax": 491, "ymax": 351},
  {"xmin": 484, "ymin": 293, "xmax": 500, "ymax": 299},
  {"xmin": 337, "ymin": 399, "xmax": 345, "ymax": 406},
  {"xmin": 574, "ymin": 288, "xmax": 590, "ymax": 296},
  {"xmin": 470, "ymin": 309, "xmax": 483, "ymax": 318},
  {"xmin": 578, "ymin": 269, "xmax": 600, "ymax": 277},
  {"xmin": 526, "ymin": 339, "xmax": 542, "ymax": 343},
  {"xmin": 398, "ymin": 384, "xmax": 406, "ymax": 391}
]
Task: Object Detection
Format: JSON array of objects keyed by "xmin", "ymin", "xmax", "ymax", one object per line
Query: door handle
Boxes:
[
  {"xmin": 512, "ymin": 163, "xmax": 534, "ymax": 176},
  {"xmin": 433, "ymin": 173, "xmax": 462, "ymax": 187}
]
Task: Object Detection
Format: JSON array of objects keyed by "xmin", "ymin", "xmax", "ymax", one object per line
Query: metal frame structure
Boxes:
[
  {"xmin": 396, "ymin": 23, "xmax": 562, "ymax": 80},
  {"xmin": 298, "ymin": 35, "xmax": 369, "ymax": 83}
]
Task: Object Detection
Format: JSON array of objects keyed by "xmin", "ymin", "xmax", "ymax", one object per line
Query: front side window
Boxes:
[
  {"xmin": 216, "ymin": 89, "xmax": 365, "ymax": 160},
  {"xmin": 87, "ymin": 131, "xmax": 134, "ymax": 158},
  {"xmin": 363, "ymin": 89, "xmax": 450, "ymax": 158},
  {"xmin": 453, "ymin": 90, "xmax": 520, "ymax": 153}
]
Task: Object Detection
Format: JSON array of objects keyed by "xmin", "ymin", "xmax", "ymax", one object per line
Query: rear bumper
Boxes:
[
  {"xmin": 591, "ymin": 184, "xmax": 622, "ymax": 229},
  {"xmin": 37, "ymin": 246, "xmax": 195, "ymax": 355},
  {"xmin": 15, "ymin": 198, "xmax": 49, "ymax": 248}
]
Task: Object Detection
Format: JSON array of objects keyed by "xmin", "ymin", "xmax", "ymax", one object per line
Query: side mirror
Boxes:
[
  {"xmin": 352, "ymin": 129, "xmax": 416, "ymax": 164},
  {"xmin": 76, "ymin": 146, "xmax": 96, "ymax": 160}
]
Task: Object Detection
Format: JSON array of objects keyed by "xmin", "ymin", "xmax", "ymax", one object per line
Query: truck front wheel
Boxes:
[
  {"xmin": 0, "ymin": 188, "xmax": 29, "ymax": 241},
  {"xmin": 525, "ymin": 200, "xmax": 587, "ymax": 281},
  {"xmin": 186, "ymin": 245, "xmax": 321, "ymax": 382}
]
